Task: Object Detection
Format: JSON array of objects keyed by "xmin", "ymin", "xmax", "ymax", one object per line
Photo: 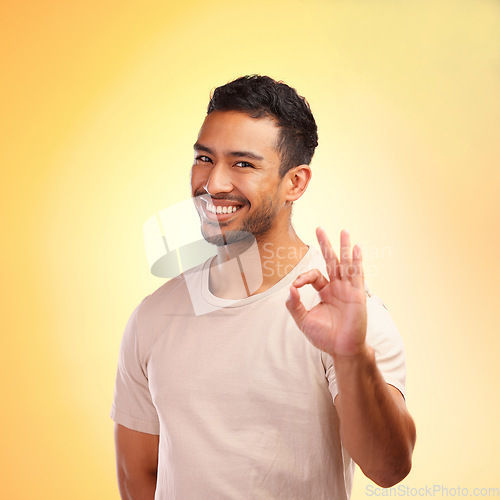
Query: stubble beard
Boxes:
[{"xmin": 200, "ymin": 195, "xmax": 281, "ymax": 247}]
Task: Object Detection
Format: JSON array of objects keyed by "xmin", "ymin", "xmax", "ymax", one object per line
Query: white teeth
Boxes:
[{"xmin": 205, "ymin": 202, "xmax": 241, "ymax": 215}]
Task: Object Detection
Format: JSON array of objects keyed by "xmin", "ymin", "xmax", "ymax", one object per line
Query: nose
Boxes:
[{"xmin": 204, "ymin": 163, "xmax": 233, "ymax": 196}]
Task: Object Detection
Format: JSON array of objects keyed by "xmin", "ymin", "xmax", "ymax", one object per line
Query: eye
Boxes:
[
  {"xmin": 235, "ymin": 161, "xmax": 254, "ymax": 169},
  {"xmin": 195, "ymin": 155, "xmax": 213, "ymax": 163}
]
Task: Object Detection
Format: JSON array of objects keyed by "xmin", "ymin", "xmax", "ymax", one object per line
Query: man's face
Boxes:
[{"xmin": 191, "ymin": 110, "xmax": 288, "ymax": 247}]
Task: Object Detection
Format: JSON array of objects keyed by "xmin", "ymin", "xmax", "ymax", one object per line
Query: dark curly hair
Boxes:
[{"xmin": 207, "ymin": 75, "xmax": 318, "ymax": 178}]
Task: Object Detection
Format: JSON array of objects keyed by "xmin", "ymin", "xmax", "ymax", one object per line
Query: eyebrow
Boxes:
[{"xmin": 193, "ymin": 142, "xmax": 265, "ymax": 161}]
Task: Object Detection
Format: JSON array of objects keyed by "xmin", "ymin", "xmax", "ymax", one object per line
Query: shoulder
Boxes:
[
  {"xmin": 365, "ymin": 289, "xmax": 404, "ymax": 348},
  {"xmin": 364, "ymin": 288, "xmax": 406, "ymax": 396},
  {"xmin": 134, "ymin": 258, "xmax": 208, "ymax": 333}
]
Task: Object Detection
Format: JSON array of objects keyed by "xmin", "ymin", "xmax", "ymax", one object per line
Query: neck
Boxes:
[{"xmin": 209, "ymin": 226, "xmax": 309, "ymax": 299}]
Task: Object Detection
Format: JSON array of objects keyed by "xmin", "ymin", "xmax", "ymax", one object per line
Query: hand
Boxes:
[{"xmin": 286, "ymin": 228, "xmax": 367, "ymax": 358}]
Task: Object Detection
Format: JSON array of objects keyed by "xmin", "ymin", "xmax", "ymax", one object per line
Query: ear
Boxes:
[{"xmin": 283, "ymin": 164, "xmax": 312, "ymax": 202}]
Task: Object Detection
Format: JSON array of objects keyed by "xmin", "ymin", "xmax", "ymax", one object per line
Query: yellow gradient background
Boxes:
[{"xmin": 2, "ymin": 1, "xmax": 499, "ymax": 498}]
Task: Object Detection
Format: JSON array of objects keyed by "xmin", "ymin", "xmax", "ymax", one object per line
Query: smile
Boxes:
[{"xmin": 205, "ymin": 202, "xmax": 242, "ymax": 215}]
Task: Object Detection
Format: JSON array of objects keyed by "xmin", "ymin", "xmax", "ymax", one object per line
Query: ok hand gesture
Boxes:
[{"xmin": 286, "ymin": 228, "xmax": 367, "ymax": 358}]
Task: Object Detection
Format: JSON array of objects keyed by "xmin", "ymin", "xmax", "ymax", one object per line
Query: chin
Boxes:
[{"xmin": 201, "ymin": 227, "xmax": 255, "ymax": 248}]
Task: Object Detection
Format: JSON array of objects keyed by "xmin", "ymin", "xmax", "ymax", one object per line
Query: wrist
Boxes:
[{"xmin": 331, "ymin": 343, "xmax": 375, "ymax": 368}]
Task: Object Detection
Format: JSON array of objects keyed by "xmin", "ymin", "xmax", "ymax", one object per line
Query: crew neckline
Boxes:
[{"xmin": 200, "ymin": 245, "xmax": 317, "ymax": 308}]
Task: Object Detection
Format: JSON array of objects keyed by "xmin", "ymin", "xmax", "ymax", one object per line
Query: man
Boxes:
[{"xmin": 111, "ymin": 75, "xmax": 416, "ymax": 499}]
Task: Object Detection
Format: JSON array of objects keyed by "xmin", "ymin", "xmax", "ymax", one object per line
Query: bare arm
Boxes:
[
  {"xmin": 333, "ymin": 347, "xmax": 416, "ymax": 486},
  {"xmin": 286, "ymin": 227, "xmax": 416, "ymax": 487},
  {"xmin": 114, "ymin": 424, "xmax": 159, "ymax": 500}
]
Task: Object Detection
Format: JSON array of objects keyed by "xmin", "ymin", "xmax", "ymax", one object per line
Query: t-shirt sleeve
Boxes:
[
  {"xmin": 322, "ymin": 290, "xmax": 407, "ymax": 404},
  {"xmin": 110, "ymin": 298, "xmax": 160, "ymax": 435}
]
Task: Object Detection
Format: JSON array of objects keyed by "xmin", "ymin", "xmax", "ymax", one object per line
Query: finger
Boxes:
[
  {"xmin": 286, "ymin": 285, "xmax": 309, "ymax": 329},
  {"xmin": 340, "ymin": 229, "xmax": 352, "ymax": 280},
  {"xmin": 292, "ymin": 269, "xmax": 329, "ymax": 292},
  {"xmin": 351, "ymin": 244, "xmax": 365, "ymax": 289},
  {"xmin": 316, "ymin": 227, "xmax": 341, "ymax": 281}
]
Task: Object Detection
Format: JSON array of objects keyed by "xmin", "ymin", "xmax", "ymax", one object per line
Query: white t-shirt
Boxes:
[{"xmin": 111, "ymin": 246, "xmax": 406, "ymax": 500}]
